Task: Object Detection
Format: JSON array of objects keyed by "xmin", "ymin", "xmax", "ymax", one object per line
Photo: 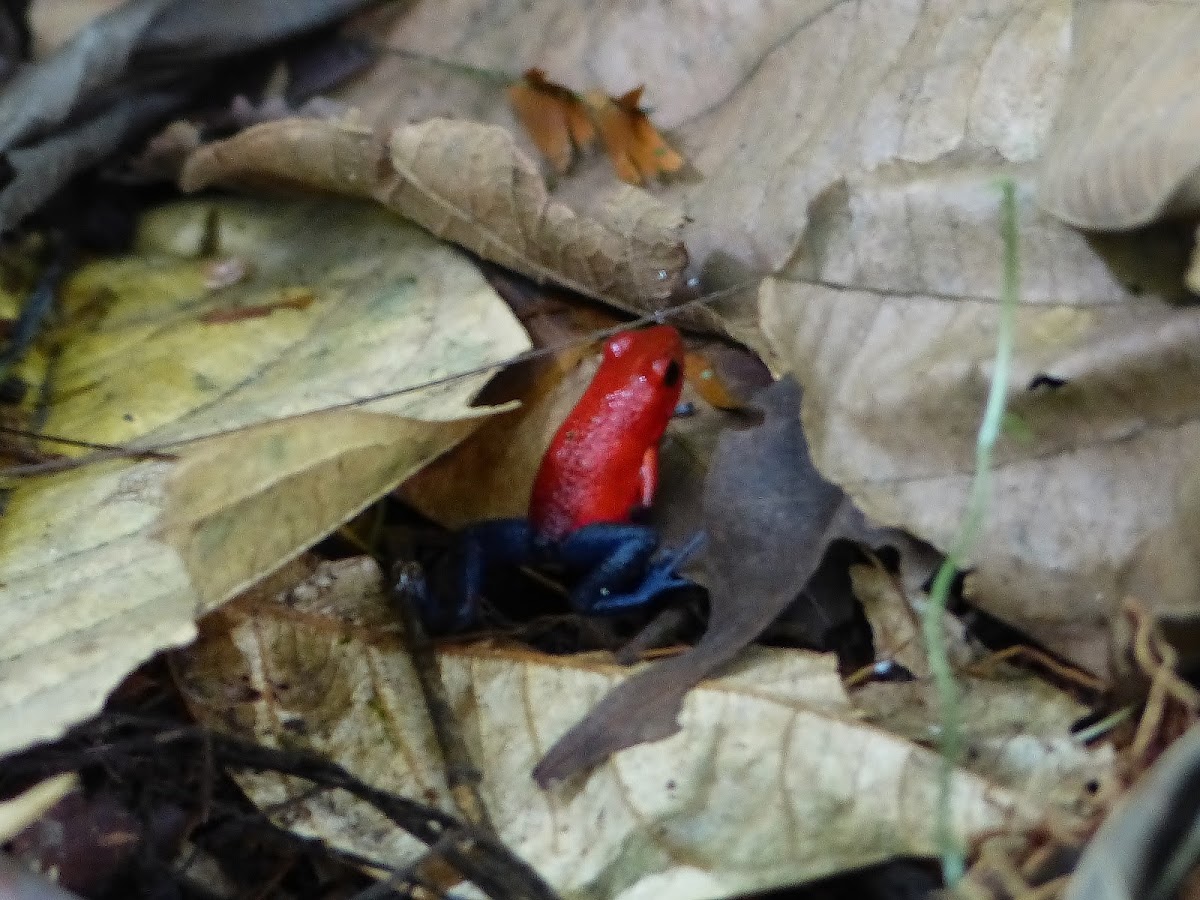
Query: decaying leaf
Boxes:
[
  {"xmin": 760, "ymin": 262, "xmax": 1200, "ymax": 677},
  {"xmin": 534, "ymin": 377, "xmax": 876, "ymax": 783},
  {"xmin": 1037, "ymin": 0, "xmax": 1200, "ymax": 230},
  {"xmin": 179, "ymin": 117, "xmax": 688, "ymax": 311},
  {"xmin": 506, "ymin": 68, "xmax": 596, "ymax": 175},
  {"xmin": 177, "ymin": 556, "xmax": 1031, "ymax": 900},
  {"xmin": 0, "ymin": 196, "xmax": 529, "ymax": 756}
]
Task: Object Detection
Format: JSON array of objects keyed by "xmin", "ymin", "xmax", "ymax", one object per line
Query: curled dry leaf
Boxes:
[
  {"xmin": 0, "ymin": 197, "xmax": 528, "ymax": 756},
  {"xmin": 1037, "ymin": 1, "xmax": 1200, "ymax": 229},
  {"xmin": 177, "ymin": 556, "xmax": 1026, "ymax": 900},
  {"xmin": 179, "ymin": 117, "xmax": 688, "ymax": 311}
]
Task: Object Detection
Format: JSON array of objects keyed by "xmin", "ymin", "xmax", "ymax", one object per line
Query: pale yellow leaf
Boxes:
[
  {"xmin": 0, "ymin": 196, "xmax": 529, "ymax": 756},
  {"xmin": 175, "ymin": 558, "xmax": 1070, "ymax": 900},
  {"xmin": 178, "ymin": 117, "xmax": 688, "ymax": 311}
]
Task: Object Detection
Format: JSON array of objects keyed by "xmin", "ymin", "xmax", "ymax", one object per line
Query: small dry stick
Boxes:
[{"xmin": 391, "ymin": 562, "xmax": 495, "ymax": 834}]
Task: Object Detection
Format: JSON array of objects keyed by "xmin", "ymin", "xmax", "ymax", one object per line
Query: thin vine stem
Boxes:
[{"xmin": 924, "ymin": 178, "xmax": 1019, "ymax": 885}]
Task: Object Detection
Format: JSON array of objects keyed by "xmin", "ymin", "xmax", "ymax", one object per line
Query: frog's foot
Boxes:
[{"xmin": 564, "ymin": 526, "xmax": 705, "ymax": 615}]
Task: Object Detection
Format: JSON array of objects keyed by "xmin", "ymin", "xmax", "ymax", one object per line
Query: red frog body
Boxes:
[
  {"xmin": 529, "ymin": 324, "xmax": 684, "ymax": 540},
  {"xmin": 427, "ymin": 325, "xmax": 699, "ymax": 631}
]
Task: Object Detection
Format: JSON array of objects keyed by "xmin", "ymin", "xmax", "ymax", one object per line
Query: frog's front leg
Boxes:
[{"xmin": 557, "ymin": 523, "xmax": 700, "ymax": 614}]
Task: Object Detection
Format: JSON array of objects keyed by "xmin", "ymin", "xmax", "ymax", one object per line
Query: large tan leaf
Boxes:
[
  {"xmin": 335, "ymin": 0, "xmax": 1076, "ymax": 354},
  {"xmin": 1037, "ymin": 0, "xmax": 1200, "ymax": 230},
  {"xmin": 0, "ymin": 196, "xmax": 529, "ymax": 756},
  {"xmin": 179, "ymin": 117, "xmax": 687, "ymax": 311},
  {"xmin": 760, "ymin": 260, "xmax": 1200, "ymax": 675},
  {"xmin": 176, "ymin": 557, "xmax": 1075, "ymax": 900}
]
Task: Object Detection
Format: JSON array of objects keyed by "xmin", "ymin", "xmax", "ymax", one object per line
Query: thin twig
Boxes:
[
  {"xmin": 0, "ymin": 282, "xmax": 751, "ymax": 478},
  {"xmin": 23, "ymin": 719, "xmax": 561, "ymax": 900},
  {"xmin": 391, "ymin": 563, "xmax": 496, "ymax": 835}
]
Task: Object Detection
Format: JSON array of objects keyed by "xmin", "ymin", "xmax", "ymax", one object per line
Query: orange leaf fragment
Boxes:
[
  {"xmin": 506, "ymin": 69, "xmax": 595, "ymax": 174},
  {"xmin": 683, "ymin": 350, "xmax": 744, "ymax": 411},
  {"xmin": 584, "ymin": 86, "xmax": 685, "ymax": 186}
]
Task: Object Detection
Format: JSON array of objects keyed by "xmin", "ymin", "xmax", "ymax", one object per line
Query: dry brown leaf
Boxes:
[
  {"xmin": 177, "ymin": 556, "xmax": 1037, "ymax": 899},
  {"xmin": 507, "ymin": 69, "xmax": 684, "ymax": 185},
  {"xmin": 179, "ymin": 117, "xmax": 687, "ymax": 311},
  {"xmin": 506, "ymin": 68, "xmax": 596, "ymax": 174},
  {"xmin": 761, "ymin": 271, "xmax": 1200, "ymax": 676},
  {"xmin": 1037, "ymin": 1, "xmax": 1200, "ymax": 229}
]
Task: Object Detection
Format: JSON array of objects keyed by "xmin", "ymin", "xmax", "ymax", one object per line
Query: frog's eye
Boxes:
[{"xmin": 662, "ymin": 359, "xmax": 682, "ymax": 388}]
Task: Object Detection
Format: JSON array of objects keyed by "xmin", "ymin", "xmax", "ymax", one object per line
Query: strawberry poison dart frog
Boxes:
[{"xmin": 428, "ymin": 325, "xmax": 699, "ymax": 630}]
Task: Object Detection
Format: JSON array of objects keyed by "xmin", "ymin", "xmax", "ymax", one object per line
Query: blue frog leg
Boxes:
[
  {"xmin": 423, "ymin": 518, "xmax": 538, "ymax": 632},
  {"xmin": 558, "ymin": 524, "xmax": 705, "ymax": 614}
]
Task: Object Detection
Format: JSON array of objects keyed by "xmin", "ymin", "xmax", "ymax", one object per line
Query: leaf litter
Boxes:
[
  {"xmin": 4, "ymin": 0, "xmax": 1193, "ymax": 894},
  {"xmin": 175, "ymin": 553, "xmax": 1091, "ymax": 900},
  {"xmin": 507, "ymin": 68, "xmax": 685, "ymax": 185}
]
